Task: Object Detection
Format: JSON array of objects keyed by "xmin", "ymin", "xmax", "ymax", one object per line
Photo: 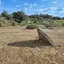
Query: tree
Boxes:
[
  {"xmin": 1, "ymin": 10, "xmax": 8, "ymax": 17},
  {"xmin": 12, "ymin": 11, "xmax": 28, "ymax": 23},
  {"xmin": 52, "ymin": 16, "xmax": 61, "ymax": 20},
  {"xmin": 1, "ymin": 10, "xmax": 12, "ymax": 20},
  {"xmin": 62, "ymin": 17, "xmax": 64, "ymax": 20}
]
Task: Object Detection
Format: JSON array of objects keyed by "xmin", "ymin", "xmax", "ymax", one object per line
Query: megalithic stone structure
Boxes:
[{"xmin": 37, "ymin": 28, "xmax": 55, "ymax": 46}]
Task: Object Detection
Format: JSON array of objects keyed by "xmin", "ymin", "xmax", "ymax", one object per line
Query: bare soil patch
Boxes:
[{"xmin": 0, "ymin": 27, "xmax": 64, "ymax": 64}]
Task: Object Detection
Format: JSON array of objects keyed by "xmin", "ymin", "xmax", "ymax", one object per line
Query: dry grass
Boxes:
[
  {"xmin": 44, "ymin": 28, "xmax": 64, "ymax": 46},
  {"xmin": 0, "ymin": 26, "xmax": 64, "ymax": 64}
]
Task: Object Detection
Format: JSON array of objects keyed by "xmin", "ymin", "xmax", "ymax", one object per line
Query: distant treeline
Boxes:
[
  {"xmin": 0, "ymin": 10, "xmax": 64, "ymax": 27},
  {"xmin": 0, "ymin": 10, "xmax": 64, "ymax": 23}
]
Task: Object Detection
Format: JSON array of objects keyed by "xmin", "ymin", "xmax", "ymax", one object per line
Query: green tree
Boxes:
[
  {"xmin": 1, "ymin": 10, "xmax": 12, "ymax": 20},
  {"xmin": 1, "ymin": 10, "xmax": 8, "ymax": 17},
  {"xmin": 12, "ymin": 11, "xmax": 28, "ymax": 23}
]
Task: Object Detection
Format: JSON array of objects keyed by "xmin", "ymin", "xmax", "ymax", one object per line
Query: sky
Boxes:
[{"xmin": 0, "ymin": 0, "xmax": 64, "ymax": 17}]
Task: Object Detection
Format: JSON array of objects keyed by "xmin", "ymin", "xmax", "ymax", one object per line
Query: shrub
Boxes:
[
  {"xmin": 0, "ymin": 22, "xmax": 2, "ymax": 27},
  {"xmin": 62, "ymin": 23, "xmax": 64, "ymax": 27},
  {"xmin": 26, "ymin": 24, "xmax": 37, "ymax": 29},
  {"xmin": 19, "ymin": 21, "xmax": 26, "ymax": 26},
  {"xmin": 43, "ymin": 21, "xmax": 50, "ymax": 28},
  {"xmin": 11, "ymin": 22, "xmax": 18, "ymax": 26},
  {"xmin": 0, "ymin": 22, "xmax": 5, "ymax": 27},
  {"xmin": 52, "ymin": 21, "xmax": 62, "ymax": 27}
]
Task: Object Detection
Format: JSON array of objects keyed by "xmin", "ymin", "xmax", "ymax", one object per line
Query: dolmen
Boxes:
[{"xmin": 37, "ymin": 28, "xmax": 56, "ymax": 46}]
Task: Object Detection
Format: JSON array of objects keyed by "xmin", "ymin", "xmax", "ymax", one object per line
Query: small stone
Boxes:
[
  {"xmin": 51, "ymin": 61, "xmax": 57, "ymax": 64},
  {"xmin": 63, "ymin": 53, "xmax": 64, "ymax": 55}
]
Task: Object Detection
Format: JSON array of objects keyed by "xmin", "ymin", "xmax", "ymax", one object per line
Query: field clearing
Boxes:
[{"xmin": 0, "ymin": 26, "xmax": 64, "ymax": 64}]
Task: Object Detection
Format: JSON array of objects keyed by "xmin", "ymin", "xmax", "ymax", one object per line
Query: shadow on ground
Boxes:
[{"xmin": 7, "ymin": 39, "xmax": 52, "ymax": 48}]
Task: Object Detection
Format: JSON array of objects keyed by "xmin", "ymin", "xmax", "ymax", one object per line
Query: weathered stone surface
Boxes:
[{"xmin": 37, "ymin": 28, "xmax": 55, "ymax": 46}]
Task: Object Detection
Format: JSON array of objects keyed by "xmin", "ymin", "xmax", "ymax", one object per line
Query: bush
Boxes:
[
  {"xmin": 62, "ymin": 23, "xmax": 64, "ymax": 27},
  {"xmin": 0, "ymin": 22, "xmax": 5, "ymax": 27},
  {"xmin": 0, "ymin": 22, "xmax": 2, "ymax": 27},
  {"xmin": 19, "ymin": 21, "xmax": 26, "ymax": 26},
  {"xmin": 52, "ymin": 21, "xmax": 62, "ymax": 27},
  {"xmin": 26, "ymin": 24, "xmax": 37, "ymax": 29},
  {"xmin": 43, "ymin": 21, "xmax": 50, "ymax": 28},
  {"xmin": 11, "ymin": 22, "xmax": 18, "ymax": 26}
]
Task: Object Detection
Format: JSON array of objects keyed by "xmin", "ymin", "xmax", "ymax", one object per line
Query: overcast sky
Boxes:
[{"xmin": 0, "ymin": 0, "xmax": 64, "ymax": 17}]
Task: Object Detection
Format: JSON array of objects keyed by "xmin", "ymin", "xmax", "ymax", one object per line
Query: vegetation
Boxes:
[
  {"xmin": 26, "ymin": 24, "xmax": 37, "ymax": 29},
  {"xmin": 0, "ymin": 10, "xmax": 64, "ymax": 27},
  {"xmin": 62, "ymin": 23, "xmax": 64, "ymax": 27}
]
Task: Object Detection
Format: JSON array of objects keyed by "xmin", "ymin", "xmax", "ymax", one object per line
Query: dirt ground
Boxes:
[
  {"xmin": 44, "ymin": 28, "xmax": 64, "ymax": 46},
  {"xmin": 0, "ymin": 26, "xmax": 64, "ymax": 64}
]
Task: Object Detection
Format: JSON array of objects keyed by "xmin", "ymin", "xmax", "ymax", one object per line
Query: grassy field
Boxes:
[
  {"xmin": 56, "ymin": 20, "xmax": 64, "ymax": 23},
  {"xmin": 0, "ymin": 26, "xmax": 64, "ymax": 64}
]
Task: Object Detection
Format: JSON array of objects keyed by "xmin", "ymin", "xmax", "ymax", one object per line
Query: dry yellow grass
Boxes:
[
  {"xmin": 44, "ymin": 28, "xmax": 64, "ymax": 46},
  {"xmin": 0, "ymin": 26, "xmax": 64, "ymax": 64}
]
